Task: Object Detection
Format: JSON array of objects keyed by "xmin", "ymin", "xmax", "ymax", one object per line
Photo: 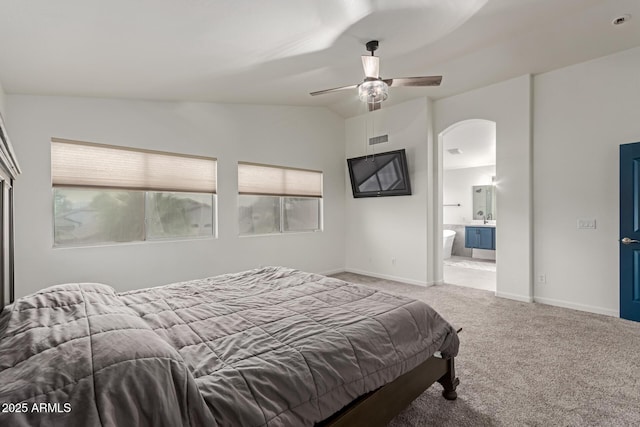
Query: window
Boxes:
[
  {"xmin": 238, "ymin": 162, "xmax": 322, "ymax": 235},
  {"xmin": 51, "ymin": 138, "xmax": 216, "ymax": 246}
]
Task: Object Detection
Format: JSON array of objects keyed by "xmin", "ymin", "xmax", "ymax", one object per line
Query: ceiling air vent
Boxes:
[{"xmin": 369, "ymin": 134, "xmax": 389, "ymax": 145}]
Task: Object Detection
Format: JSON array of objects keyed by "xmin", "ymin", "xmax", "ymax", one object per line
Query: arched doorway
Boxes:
[{"xmin": 439, "ymin": 119, "xmax": 497, "ymax": 291}]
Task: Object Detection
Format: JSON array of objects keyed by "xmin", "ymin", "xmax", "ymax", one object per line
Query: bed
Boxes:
[{"xmin": 0, "ymin": 266, "xmax": 459, "ymax": 426}]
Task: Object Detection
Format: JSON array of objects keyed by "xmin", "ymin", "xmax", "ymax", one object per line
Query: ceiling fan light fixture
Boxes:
[{"xmin": 358, "ymin": 80, "xmax": 388, "ymax": 104}]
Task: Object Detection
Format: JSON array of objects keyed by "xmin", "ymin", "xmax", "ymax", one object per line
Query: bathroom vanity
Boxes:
[
  {"xmin": 464, "ymin": 225, "xmax": 495, "ymax": 250},
  {"xmin": 464, "ymin": 224, "xmax": 496, "ymax": 260}
]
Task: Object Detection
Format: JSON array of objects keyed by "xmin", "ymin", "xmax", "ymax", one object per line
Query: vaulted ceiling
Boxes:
[{"xmin": 0, "ymin": 0, "xmax": 638, "ymax": 117}]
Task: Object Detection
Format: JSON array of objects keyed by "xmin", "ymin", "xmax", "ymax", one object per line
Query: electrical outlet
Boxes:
[
  {"xmin": 536, "ymin": 274, "xmax": 546, "ymax": 284},
  {"xmin": 391, "ymin": 258, "xmax": 397, "ymax": 266}
]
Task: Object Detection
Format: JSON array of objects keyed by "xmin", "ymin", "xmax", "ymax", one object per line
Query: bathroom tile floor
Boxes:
[
  {"xmin": 443, "ymin": 256, "xmax": 496, "ymax": 292},
  {"xmin": 444, "ymin": 256, "xmax": 496, "ymax": 272}
]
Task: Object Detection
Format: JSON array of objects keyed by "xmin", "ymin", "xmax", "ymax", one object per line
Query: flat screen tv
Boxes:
[{"xmin": 347, "ymin": 149, "xmax": 412, "ymax": 198}]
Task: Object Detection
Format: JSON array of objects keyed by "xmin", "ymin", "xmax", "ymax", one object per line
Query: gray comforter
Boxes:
[{"xmin": 0, "ymin": 267, "xmax": 459, "ymax": 426}]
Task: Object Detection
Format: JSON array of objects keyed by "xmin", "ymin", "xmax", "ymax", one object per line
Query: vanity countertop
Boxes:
[{"xmin": 466, "ymin": 222, "xmax": 496, "ymax": 228}]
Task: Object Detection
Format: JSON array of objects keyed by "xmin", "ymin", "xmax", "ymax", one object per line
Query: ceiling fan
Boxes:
[{"xmin": 310, "ymin": 40, "xmax": 442, "ymax": 111}]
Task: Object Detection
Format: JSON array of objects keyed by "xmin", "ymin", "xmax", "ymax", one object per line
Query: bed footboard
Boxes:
[{"xmin": 320, "ymin": 355, "xmax": 459, "ymax": 427}]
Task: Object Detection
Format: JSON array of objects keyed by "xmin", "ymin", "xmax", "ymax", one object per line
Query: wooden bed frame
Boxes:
[{"xmin": 321, "ymin": 355, "xmax": 459, "ymax": 427}]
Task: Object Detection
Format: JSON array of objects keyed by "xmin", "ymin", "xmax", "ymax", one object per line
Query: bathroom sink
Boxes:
[{"xmin": 469, "ymin": 220, "xmax": 496, "ymax": 226}]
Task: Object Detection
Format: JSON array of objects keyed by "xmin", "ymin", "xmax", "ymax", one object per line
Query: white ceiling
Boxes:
[
  {"xmin": 0, "ymin": 0, "xmax": 639, "ymax": 117},
  {"xmin": 442, "ymin": 119, "xmax": 496, "ymax": 170}
]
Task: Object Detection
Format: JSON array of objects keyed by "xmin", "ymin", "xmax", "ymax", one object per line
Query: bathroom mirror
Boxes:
[{"xmin": 472, "ymin": 185, "xmax": 496, "ymax": 221}]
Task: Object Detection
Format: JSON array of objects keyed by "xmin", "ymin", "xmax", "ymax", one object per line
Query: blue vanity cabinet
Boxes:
[{"xmin": 465, "ymin": 226, "xmax": 495, "ymax": 250}]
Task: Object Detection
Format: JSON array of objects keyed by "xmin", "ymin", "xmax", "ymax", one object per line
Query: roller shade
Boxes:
[
  {"xmin": 238, "ymin": 162, "xmax": 322, "ymax": 197},
  {"xmin": 51, "ymin": 138, "xmax": 217, "ymax": 193}
]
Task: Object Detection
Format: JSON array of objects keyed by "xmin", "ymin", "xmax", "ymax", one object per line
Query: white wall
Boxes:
[
  {"xmin": 434, "ymin": 75, "xmax": 533, "ymax": 302},
  {"xmin": 345, "ymin": 98, "xmax": 430, "ymax": 285},
  {"xmin": 0, "ymin": 79, "xmax": 6, "ymax": 118},
  {"xmin": 8, "ymin": 95, "xmax": 346, "ymax": 297},
  {"xmin": 533, "ymin": 46, "xmax": 640, "ymax": 316},
  {"xmin": 443, "ymin": 165, "xmax": 495, "ymax": 224}
]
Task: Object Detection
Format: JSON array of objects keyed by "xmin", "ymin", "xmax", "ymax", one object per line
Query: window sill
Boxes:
[
  {"xmin": 52, "ymin": 235, "xmax": 217, "ymax": 250},
  {"xmin": 238, "ymin": 230, "xmax": 323, "ymax": 238}
]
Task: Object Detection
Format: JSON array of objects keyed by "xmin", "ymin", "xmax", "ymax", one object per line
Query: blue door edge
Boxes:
[{"xmin": 620, "ymin": 142, "xmax": 640, "ymax": 322}]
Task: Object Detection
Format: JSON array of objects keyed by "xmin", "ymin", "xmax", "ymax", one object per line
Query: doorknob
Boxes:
[{"xmin": 621, "ymin": 237, "xmax": 640, "ymax": 245}]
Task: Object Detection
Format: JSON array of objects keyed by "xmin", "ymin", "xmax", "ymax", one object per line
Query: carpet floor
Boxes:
[{"xmin": 331, "ymin": 272, "xmax": 640, "ymax": 427}]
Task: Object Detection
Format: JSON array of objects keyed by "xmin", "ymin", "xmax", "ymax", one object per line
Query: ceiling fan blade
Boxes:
[
  {"xmin": 383, "ymin": 76, "xmax": 442, "ymax": 87},
  {"xmin": 361, "ymin": 55, "xmax": 380, "ymax": 78},
  {"xmin": 310, "ymin": 84, "xmax": 359, "ymax": 96},
  {"xmin": 368, "ymin": 102, "xmax": 381, "ymax": 112}
]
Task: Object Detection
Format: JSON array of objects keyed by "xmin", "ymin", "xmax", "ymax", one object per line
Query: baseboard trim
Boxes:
[
  {"xmin": 344, "ymin": 268, "xmax": 431, "ymax": 287},
  {"xmin": 533, "ymin": 296, "xmax": 618, "ymax": 317},
  {"xmin": 495, "ymin": 291, "xmax": 534, "ymax": 303},
  {"xmin": 318, "ymin": 268, "xmax": 347, "ymax": 276}
]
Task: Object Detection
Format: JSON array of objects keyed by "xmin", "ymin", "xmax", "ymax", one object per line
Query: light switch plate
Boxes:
[{"xmin": 577, "ymin": 218, "xmax": 596, "ymax": 229}]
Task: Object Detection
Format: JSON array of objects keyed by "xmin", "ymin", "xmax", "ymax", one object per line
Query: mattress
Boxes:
[{"xmin": 0, "ymin": 266, "xmax": 459, "ymax": 426}]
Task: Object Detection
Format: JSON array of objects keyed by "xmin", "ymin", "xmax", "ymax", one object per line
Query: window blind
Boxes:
[
  {"xmin": 238, "ymin": 162, "xmax": 322, "ymax": 198},
  {"xmin": 51, "ymin": 138, "xmax": 217, "ymax": 193}
]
